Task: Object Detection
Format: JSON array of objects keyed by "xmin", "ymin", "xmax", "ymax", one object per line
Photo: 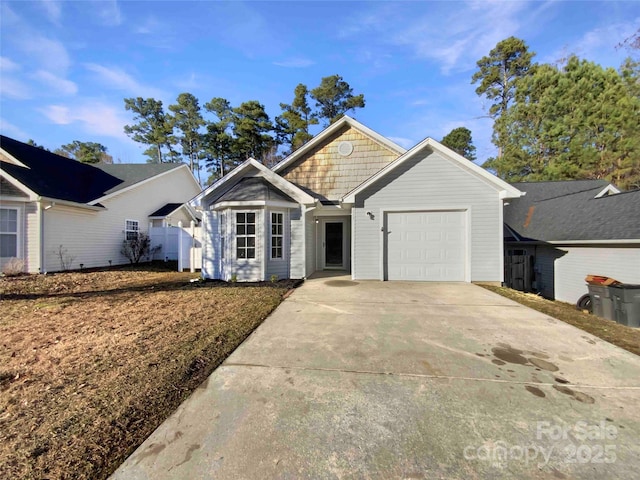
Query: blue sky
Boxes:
[{"xmin": 1, "ymin": 0, "xmax": 638, "ymax": 166}]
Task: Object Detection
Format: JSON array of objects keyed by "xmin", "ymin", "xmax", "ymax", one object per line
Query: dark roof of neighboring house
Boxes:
[
  {"xmin": 504, "ymin": 180, "xmax": 640, "ymax": 242},
  {"xmin": 149, "ymin": 203, "xmax": 184, "ymax": 217},
  {"xmin": 94, "ymin": 163, "xmax": 181, "ymax": 195},
  {"xmin": 1, "ymin": 135, "xmax": 182, "ymax": 204},
  {"xmin": 212, "ymin": 177, "xmax": 295, "ymax": 204}
]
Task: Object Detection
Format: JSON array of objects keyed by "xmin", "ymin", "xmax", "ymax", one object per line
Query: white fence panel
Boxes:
[{"xmin": 149, "ymin": 224, "xmax": 202, "ymax": 271}]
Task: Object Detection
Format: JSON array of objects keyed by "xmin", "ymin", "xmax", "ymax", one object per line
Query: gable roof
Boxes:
[
  {"xmin": 272, "ymin": 115, "xmax": 406, "ymax": 174},
  {"xmin": 343, "ymin": 137, "xmax": 524, "ymax": 203},
  {"xmin": 212, "ymin": 177, "xmax": 295, "ymax": 204},
  {"xmin": 504, "ymin": 180, "xmax": 640, "ymax": 242},
  {"xmin": 149, "ymin": 203, "xmax": 186, "ymax": 217},
  {"xmin": 191, "ymin": 158, "xmax": 315, "ymax": 208},
  {"xmin": 0, "ymin": 135, "xmax": 187, "ymax": 205}
]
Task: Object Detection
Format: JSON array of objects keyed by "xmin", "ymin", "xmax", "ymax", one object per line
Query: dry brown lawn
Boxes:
[
  {"xmin": 479, "ymin": 285, "xmax": 640, "ymax": 357},
  {"xmin": 0, "ymin": 264, "xmax": 292, "ymax": 479}
]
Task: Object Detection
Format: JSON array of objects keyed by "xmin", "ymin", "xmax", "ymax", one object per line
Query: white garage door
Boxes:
[{"xmin": 386, "ymin": 210, "xmax": 466, "ymax": 281}]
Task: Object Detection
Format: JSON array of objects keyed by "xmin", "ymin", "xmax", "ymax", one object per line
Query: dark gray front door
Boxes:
[{"xmin": 325, "ymin": 222, "xmax": 343, "ymax": 268}]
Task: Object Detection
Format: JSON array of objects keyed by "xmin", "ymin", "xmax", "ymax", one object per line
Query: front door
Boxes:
[{"xmin": 324, "ymin": 221, "xmax": 343, "ymax": 269}]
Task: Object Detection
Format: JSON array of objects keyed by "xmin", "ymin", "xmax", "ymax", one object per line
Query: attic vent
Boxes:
[{"xmin": 338, "ymin": 141, "xmax": 354, "ymax": 157}]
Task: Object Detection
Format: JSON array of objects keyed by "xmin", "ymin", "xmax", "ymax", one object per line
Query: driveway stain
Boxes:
[
  {"xmin": 324, "ymin": 280, "xmax": 359, "ymax": 287},
  {"xmin": 553, "ymin": 385, "xmax": 595, "ymax": 404},
  {"xmin": 134, "ymin": 442, "xmax": 166, "ymax": 465},
  {"xmin": 491, "ymin": 346, "xmax": 528, "ymax": 365},
  {"xmin": 525, "ymin": 385, "xmax": 546, "ymax": 398},
  {"xmin": 529, "ymin": 357, "xmax": 559, "ymax": 372}
]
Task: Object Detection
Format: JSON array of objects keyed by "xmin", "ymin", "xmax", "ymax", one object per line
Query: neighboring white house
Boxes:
[
  {"xmin": 191, "ymin": 116, "xmax": 523, "ymax": 283},
  {"xmin": 0, "ymin": 135, "xmax": 201, "ymax": 273},
  {"xmin": 504, "ymin": 180, "xmax": 640, "ymax": 304}
]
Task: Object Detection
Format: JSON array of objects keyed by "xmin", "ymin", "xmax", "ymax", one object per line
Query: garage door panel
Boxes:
[{"xmin": 386, "ymin": 211, "xmax": 466, "ymax": 281}]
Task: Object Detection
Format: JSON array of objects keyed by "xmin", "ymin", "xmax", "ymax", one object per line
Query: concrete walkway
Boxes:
[{"xmin": 112, "ymin": 276, "xmax": 640, "ymax": 479}]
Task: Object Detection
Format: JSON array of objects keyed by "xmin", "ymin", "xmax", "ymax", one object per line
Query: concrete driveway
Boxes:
[{"xmin": 112, "ymin": 276, "xmax": 640, "ymax": 479}]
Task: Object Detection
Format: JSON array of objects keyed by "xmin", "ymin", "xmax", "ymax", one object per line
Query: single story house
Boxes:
[
  {"xmin": 192, "ymin": 116, "xmax": 523, "ymax": 282},
  {"xmin": 0, "ymin": 135, "xmax": 201, "ymax": 273},
  {"xmin": 503, "ymin": 180, "xmax": 640, "ymax": 304}
]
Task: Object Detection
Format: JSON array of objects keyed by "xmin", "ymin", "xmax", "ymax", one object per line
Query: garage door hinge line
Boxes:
[{"xmin": 221, "ymin": 362, "xmax": 640, "ymax": 390}]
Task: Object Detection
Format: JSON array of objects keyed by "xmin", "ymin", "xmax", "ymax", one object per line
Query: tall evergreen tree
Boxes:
[
  {"xmin": 472, "ymin": 37, "xmax": 535, "ymax": 157},
  {"xmin": 203, "ymin": 97, "xmax": 235, "ymax": 178},
  {"xmin": 485, "ymin": 56, "xmax": 640, "ymax": 189},
  {"xmin": 275, "ymin": 83, "xmax": 318, "ymax": 154},
  {"xmin": 310, "ymin": 75, "xmax": 365, "ymax": 125},
  {"xmin": 54, "ymin": 141, "xmax": 113, "ymax": 164},
  {"xmin": 231, "ymin": 100, "xmax": 275, "ymax": 163},
  {"xmin": 124, "ymin": 97, "xmax": 176, "ymax": 163},
  {"xmin": 169, "ymin": 93, "xmax": 205, "ymax": 179},
  {"xmin": 440, "ymin": 127, "xmax": 476, "ymax": 160}
]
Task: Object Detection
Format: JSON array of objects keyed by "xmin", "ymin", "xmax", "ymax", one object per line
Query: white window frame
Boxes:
[
  {"xmin": 235, "ymin": 211, "xmax": 256, "ymax": 260},
  {"xmin": 0, "ymin": 207, "xmax": 20, "ymax": 259},
  {"xmin": 270, "ymin": 211, "xmax": 284, "ymax": 260},
  {"xmin": 125, "ymin": 219, "xmax": 139, "ymax": 241}
]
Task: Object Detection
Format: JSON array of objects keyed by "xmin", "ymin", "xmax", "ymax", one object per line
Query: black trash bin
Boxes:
[
  {"xmin": 587, "ymin": 284, "xmax": 615, "ymax": 320},
  {"xmin": 609, "ymin": 284, "xmax": 640, "ymax": 328}
]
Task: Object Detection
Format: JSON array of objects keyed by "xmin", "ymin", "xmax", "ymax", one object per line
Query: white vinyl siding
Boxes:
[
  {"xmin": 266, "ymin": 210, "xmax": 290, "ymax": 281},
  {"xmin": 41, "ymin": 166, "xmax": 200, "ymax": 272},
  {"xmin": 542, "ymin": 245, "xmax": 640, "ymax": 304},
  {"xmin": 353, "ymin": 148, "xmax": 503, "ymax": 282},
  {"xmin": 289, "ymin": 207, "xmax": 305, "ymax": 279}
]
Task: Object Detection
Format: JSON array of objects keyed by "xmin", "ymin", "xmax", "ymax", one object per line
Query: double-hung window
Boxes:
[
  {"xmin": 0, "ymin": 208, "xmax": 18, "ymax": 258},
  {"xmin": 271, "ymin": 212, "xmax": 283, "ymax": 259},
  {"xmin": 236, "ymin": 212, "xmax": 255, "ymax": 259},
  {"xmin": 125, "ymin": 220, "xmax": 139, "ymax": 241}
]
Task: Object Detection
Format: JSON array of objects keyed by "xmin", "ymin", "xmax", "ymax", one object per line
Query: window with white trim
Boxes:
[
  {"xmin": 236, "ymin": 212, "xmax": 255, "ymax": 259},
  {"xmin": 0, "ymin": 208, "xmax": 18, "ymax": 258},
  {"xmin": 271, "ymin": 212, "xmax": 283, "ymax": 259},
  {"xmin": 125, "ymin": 219, "xmax": 139, "ymax": 241}
]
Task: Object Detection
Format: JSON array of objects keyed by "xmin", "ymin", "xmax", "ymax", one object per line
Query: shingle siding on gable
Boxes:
[
  {"xmin": 1, "ymin": 176, "xmax": 28, "ymax": 197},
  {"xmin": 353, "ymin": 149, "xmax": 502, "ymax": 281},
  {"xmin": 280, "ymin": 125, "xmax": 400, "ymax": 200}
]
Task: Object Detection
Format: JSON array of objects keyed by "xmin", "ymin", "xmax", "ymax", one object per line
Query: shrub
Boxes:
[
  {"xmin": 121, "ymin": 232, "xmax": 159, "ymax": 264},
  {"xmin": 2, "ymin": 257, "xmax": 25, "ymax": 276}
]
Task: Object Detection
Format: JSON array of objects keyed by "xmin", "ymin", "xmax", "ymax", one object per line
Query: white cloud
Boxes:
[
  {"xmin": 39, "ymin": 0, "xmax": 62, "ymax": 25},
  {"xmin": 0, "ymin": 56, "xmax": 20, "ymax": 72},
  {"xmin": 542, "ymin": 18, "xmax": 640, "ymax": 68},
  {"xmin": 84, "ymin": 63, "xmax": 165, "ymax": 98},
  {"xmin": 93, "ymin": 0, "xmax": 122, "ymax": 27},
  {"xmin": 0, "ymin": 118, "xmax": 29, "ymax": 139},
  {"xmin": 0, "ymin": 77, "xmax": 31, "ymax": 99},
  {"xmin": 273, "ymin": 57, "xmax": 315, "ymax": 68},
  {"xmin": 34, "ymin": 70, "xmax": 78, "ymax": 95},
  {"xmin": 17, "ymin": 35, "xmax": 71, "ymax": 72},
  {"xmin": 134, "ymin": 16, "xmax": 162, "ymax": 35},
  {"xmin": 41, "ymin": 100, "xmax": 129, "ymax": 140}
]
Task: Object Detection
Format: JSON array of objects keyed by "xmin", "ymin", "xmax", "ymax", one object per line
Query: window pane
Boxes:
[
  {"xmin": 247, "ymin": 248, "xmax": 255, "ymax": 258},
  {"xmin": 247, "ymin": 237, "xmax": 255, "ymax": 247},
  {"xmin": 237, "ymin": 225, "xmax": 245, "ymax": 235},
  {"xmin": 247, "ymin": 213, "xmax": 255, "ymax": 223},
  {"xmin": 237, "ymin": 248, "xmax": 246, "ymax": 259},
  {"xmin": 0, "ymin": 234, "xmax": 17, "ymax": 257},
  {"xmin": 276, "ymin": 225, "xmax": 283, "ymax": 235},
  {"xmin": 0, "ymin": 209, "xmax": 17, "ymax": 233},
  {"xmin": 247, "ymin": 224, "xmax": 255, "ymax": 235},
  {"xmin": 238, "ymin": 237, "xmax": 246, "ymax": 247},
  {"xmin": 237, "ymin": 213, "xmax": 245, "ymax": 223}
]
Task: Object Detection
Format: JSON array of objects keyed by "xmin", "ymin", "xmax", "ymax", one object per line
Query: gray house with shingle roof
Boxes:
[
  {"xmin": 0, "ymin": 136, "xmax": 201, "ymax": 273},
  {"xmin": 504, "ymin": 180, "xmax": 640, "ymax": 304}
]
